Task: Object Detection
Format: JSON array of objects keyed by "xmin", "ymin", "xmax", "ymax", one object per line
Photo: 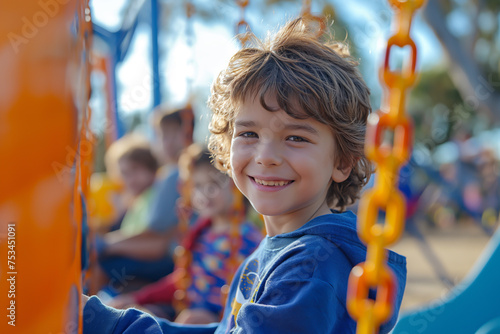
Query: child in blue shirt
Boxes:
[{"xmin": 83, "ymin": 17, "xmax": 406, "ymax": 333}]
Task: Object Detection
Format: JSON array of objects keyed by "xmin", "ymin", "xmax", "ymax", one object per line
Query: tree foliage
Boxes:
[{"xmin": 423, "ymin": 0, "xmax": 500, "ymax": 123}]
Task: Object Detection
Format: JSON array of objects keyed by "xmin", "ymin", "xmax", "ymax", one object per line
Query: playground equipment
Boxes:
[
  {"xmin": 391, "ymin": 224, "xmax": 500, "ymax": 333},
  {"xmin": 0, "ymin": 1, "xmax": 91, "ymax": 333},
  {"xmin": 92, "ymin": 0, "xmax": 163, "ymax": 140}
]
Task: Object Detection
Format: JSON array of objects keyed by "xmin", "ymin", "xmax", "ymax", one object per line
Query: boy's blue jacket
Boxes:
[{"xmin": 84, "ymin": 211, "xmax": 407, "ymax": 333}]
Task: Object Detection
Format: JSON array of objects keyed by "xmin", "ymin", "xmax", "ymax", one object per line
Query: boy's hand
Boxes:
[{"xmin": 107, "ymin": 294, "xmax": 136, "ymax": 309}]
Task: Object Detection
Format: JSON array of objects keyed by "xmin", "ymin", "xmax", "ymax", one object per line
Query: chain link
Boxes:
[
  {"xmin": 236, "ymin": 0, "xmax": 251, "ymax": 46},
  {"xmin": 347, "ymin": 1, "xmax": 425, "ymax": 333},
  {"xmin": 300, "ymin": 0, "xmax": 325, "ymax": 38}
]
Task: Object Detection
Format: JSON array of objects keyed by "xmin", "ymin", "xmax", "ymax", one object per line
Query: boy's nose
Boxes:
[{"xmin": 255, "ymin": 139, "xmax": 282, "ymax": 167}]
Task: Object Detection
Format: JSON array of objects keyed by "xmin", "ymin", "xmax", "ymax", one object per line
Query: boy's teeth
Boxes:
[{"xmin": 254, "ymin": 178, "xmax": 291, "ymax": 186}]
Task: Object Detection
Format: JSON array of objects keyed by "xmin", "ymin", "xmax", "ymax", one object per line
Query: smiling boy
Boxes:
[
  {"xmin": 83, "ymin": 18, "xmax": 406, "ymax": 334},
  {"xmin": 228, "ymin": 96, "xmax": 348, "ymax": 236}
]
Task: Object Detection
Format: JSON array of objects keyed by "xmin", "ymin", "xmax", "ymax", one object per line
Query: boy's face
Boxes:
[
  {"xmin": 230, "ymin": 96, "xmax": 349, "ymax": 233},
  {"xmin": 160, "ymin": 122, "xmax": 186, "ymax": 164},
  {"xmin": 191, "ymin": 164, "xmax": 233, "ymax": 219},
  {"xmin": 118, "ymin": 159, "xmax": 156, "ymax": 196}
]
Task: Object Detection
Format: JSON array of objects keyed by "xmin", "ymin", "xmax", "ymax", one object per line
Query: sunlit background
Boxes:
[
  {"xmin": 89, "ymin": 0, "xmax": 500, "ymax": 165},
  {"xmin": 88, "ymin": 0, "xmax": 447, "ymax": 143}
]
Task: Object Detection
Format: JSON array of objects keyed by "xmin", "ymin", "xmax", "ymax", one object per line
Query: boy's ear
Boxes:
[{"xmin": 332, "ymin": 160, "xmax": 354, "ymax": 183}]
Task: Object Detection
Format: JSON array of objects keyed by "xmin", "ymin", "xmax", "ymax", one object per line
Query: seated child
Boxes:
[
  {"xmin": 92, "ymin": 107, "xmax": 197, "ymax": 292},
  {"xmin": 89, "ymin": 134, "xmax": 174, "ymax": 294},
  {"xmin": 106, "ymin": 144, "xmax": 262, "ymax": 324},
  {"xmin": 83, "ymin": 17, "xmax": 407, "ymax": 334}
]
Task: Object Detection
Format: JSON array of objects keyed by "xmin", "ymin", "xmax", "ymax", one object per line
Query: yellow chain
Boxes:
[{"xmin": 346, "ymin": 1, "xmax": 425, "ymax": 333}]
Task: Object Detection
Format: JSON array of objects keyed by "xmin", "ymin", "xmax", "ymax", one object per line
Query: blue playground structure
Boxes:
[{"xmin": 392, "ymin": 225, "xmax": 500, "ymax": 333}]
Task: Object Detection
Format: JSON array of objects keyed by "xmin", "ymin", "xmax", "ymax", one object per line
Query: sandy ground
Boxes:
[{"xmin": 390, "ymin": 221, "xmax": 495, "ymax": 312}]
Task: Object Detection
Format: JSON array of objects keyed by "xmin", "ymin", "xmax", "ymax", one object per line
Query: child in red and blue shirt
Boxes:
[{"xmin": 107, "ymin": 144, "xmax": 262, "ymax": 324}]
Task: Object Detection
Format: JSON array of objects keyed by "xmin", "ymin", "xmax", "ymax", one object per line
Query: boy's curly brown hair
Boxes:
[{"xmin": 208, "ymin": 18, "xmax": 372, "ymax": 210}]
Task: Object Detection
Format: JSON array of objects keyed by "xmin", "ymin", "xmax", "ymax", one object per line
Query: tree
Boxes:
[{"xmin": 423, "ymin": 0, "xmax": 500, "ymax": 123}]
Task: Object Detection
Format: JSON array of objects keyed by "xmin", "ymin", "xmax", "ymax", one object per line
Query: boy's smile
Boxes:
[
  {"xmin": 230, "ymin": 95, "xmax": 351, "ymax": 236},
  {"xmin": 249, "ymin": 175, "xmax": 293, "ymax": 191}
]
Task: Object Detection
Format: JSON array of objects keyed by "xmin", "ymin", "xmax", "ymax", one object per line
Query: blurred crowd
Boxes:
[{"xmin": 399, "ymin": 130, "xmax": 500, "ymax": 232}]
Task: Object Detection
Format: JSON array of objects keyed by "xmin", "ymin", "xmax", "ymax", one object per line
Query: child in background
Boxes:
[
  {"xmin": 107, "ymin": 144, "xmax": 262, "ymax": 325},
  {"xmin": 89, "ymin": 134, "xmax": 175, "ymax": 294},
  {"xmin": 90, "ymin": 108, "xmax": 196, "ymax": 295},
  {"xmin": 105, "ymin": 134, "xmax": 158, "ymax": 236},
  {"xmin": 83, "ymin": 18, "xmax": 406, "ymax": 334}
]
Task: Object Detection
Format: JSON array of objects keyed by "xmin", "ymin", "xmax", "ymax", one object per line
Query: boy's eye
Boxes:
[
  {"xmin": 239, "ymin": 131, "xmax": 258, "ymax": 138},
  {"xmin": 287, "ymin": 135, "xmax": 308, "ymax": 142}
]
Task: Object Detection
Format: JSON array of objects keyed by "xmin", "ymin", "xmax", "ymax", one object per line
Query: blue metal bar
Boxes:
[
  {"xmin": 92, "ymin": 23, "xmax": 117, "ymax": 43},
  {"xmin": 92, "ymin": 0, "xmax": 160, "ymax": 138},
  {"xmin": 92, "ymin": 23, "xmax": 126, "ymax": 139},
  {"xmin": 151, "ymin": 0, "xmax": 161, "ymax": 108},
  {"xmin": 110, "ymin": 57, "xmax": 126, "ymax": 138}
]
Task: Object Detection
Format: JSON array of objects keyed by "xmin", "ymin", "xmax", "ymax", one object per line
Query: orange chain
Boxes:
[
  {"xmin": 235, "ymin": 0, "xmax": 251, "ymax": 46},
  {"xmin": 346, "ymin": 1, "xmax": 425, "ymax": 333},
  {"xmin": 172, "ymin": 180, "xmax": 193, "ymax": 312},
  {"xmin": 300, "ymin": 0, "xmax": 325, "ymax": 37}
]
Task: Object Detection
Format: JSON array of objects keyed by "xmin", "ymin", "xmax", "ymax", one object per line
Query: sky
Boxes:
[{"xmin": 89, "ymin": 0, "xmax": 444, "ymax": 140}]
